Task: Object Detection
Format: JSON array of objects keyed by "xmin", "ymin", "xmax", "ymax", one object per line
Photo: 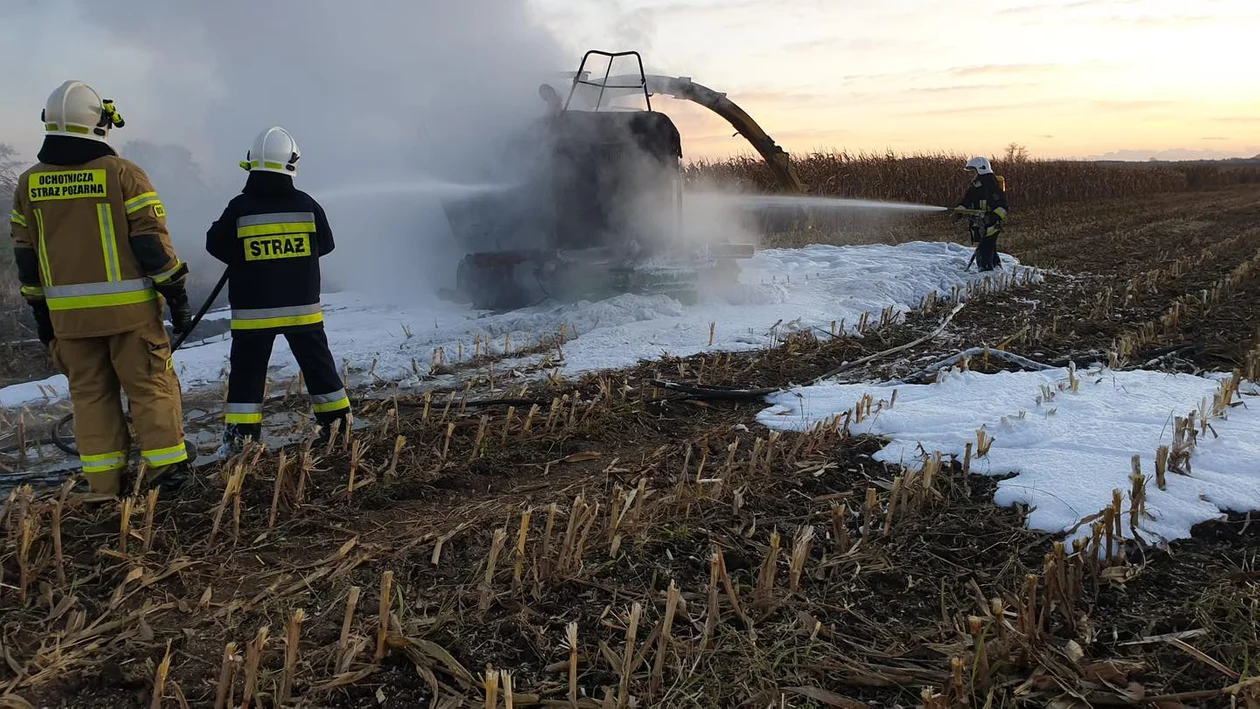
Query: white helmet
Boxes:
[
  {"xmin": 41, "ymin": 80, "xmax": 123, "ymax": 142},
  {"xmin": 965, "ymin": 156, "xmax": 993, "ymax": 175},
  {"xmin": 240, "ymin": 126, "xmax": 300, "ymax": 175}
]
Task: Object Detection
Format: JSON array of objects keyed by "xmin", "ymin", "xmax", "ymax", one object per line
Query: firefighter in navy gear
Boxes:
[
  {"xmin": 205, "ymin": 126, "xmax": 350, "ymax": 454},
  {"xmin": 10, "ymin": 80, "xmax": 194, "ymax": 496},
  {"xmin": 954, "ymin": 156, "xmax": 1008, "ymax": 271}
]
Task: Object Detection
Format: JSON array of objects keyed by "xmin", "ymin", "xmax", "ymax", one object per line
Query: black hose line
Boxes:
[{"xmin": 51, "ymin": 270, "xmax": 229, "ymax": 458}]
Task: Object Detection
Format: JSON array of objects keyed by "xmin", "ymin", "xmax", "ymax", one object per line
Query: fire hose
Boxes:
[{"xmin": 50, "ymin": 270, "xmax": 230, "ymax": 458}]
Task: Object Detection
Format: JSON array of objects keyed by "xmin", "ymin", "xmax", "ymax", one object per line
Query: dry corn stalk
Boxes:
[
  {"xmin": 863, "ymin": 487, "xmax": 878, "ymax": 538},
  {"xmin": 513, "ymin": 508, "xmax": 532, "ymax": 593},
  {"xmin": 52, "ymin": 479, "xmax": 73, "ymax": 585},
  {"xmin": 1155, "ymin": 445, "xmax": 1169, "ymax": 490},
  {"xmin": 269, "ymin": 451, "xmax": 288, "ymax": 529},
  {"xmin": 788, "ymin": 525, "xmax": 814, "ymax": 594},
  {"xmin": 149, "ymin": 640, "xmax": 173, "ymax": 709},
  {"xmin": 471, "ymin": 414, "xmax": 490, "ymax": 461},
  {"xmin": 831, "ymin": 503, "xmax": 850, "ymax": 554},
  {"xmin": 242, "ymin": 625, "xmax": 270, "ymax": 708},
  {"xmin": 375, "ymin": 570, "xmax": 394, "ymax": 661},
  {"xmin": 480, "ymin": 528, "xmax": 508, "ymax": 613},
  {"xmin": 882, "ymin": 476, "xmax": 904, "ymax": 536},
  {"xmin": 617, "ymin": 603, "xmax": 643, "ymax": 708},
  {"xmin": 484, "ymin": 667, "xmax": 501, "ymax": 709},
  {"xmin": 566, "ymin": 622, "xmax": 579, "ymax": 704},
  {"xmin": 756, "ymin": 530, "xmax": 782, "ymax": 605},
  {"xmin": 338, "ymin": 586, "xmax": 361, "ymax": 672},
  {"xmin": 279, "ymin": 608, "xmax": 305, "ymax": 705},
  {"xmin": 386, "ymin": 435, "xmax": 406, "ymax": 479},
  {"xmin": 213, "ymin": 642, "xmax": 239, "ymax": 709},
  {"xmin": 141, "ymin": 488, "xmax": 159, "ymax": 553},
  {"xmin": 437, "ymin": 421, "xmax": 456, "ymax": 460},
  {"xmin": 1130, "ymin": 460, "xmax": 1147, "ymax": 534},
  {"xmin": 119, "ymin": 496, "xmax": 134, "ymax": 553},
  {"xmin": 976, "ymin": 429, "xmax": 993, "ymax": 457},
  {"xmin": 650, "ymin": 581, "xmax": 681, "ymax": 697}
]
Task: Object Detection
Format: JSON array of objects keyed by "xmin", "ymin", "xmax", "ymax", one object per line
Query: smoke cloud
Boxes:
[
  {"xmin": 8, "ymin": 0, "xmax": 572, "ymax": 303},
  {"xmin": 3, "ymin": 2, "xmax": 776, "ymax": 312}
]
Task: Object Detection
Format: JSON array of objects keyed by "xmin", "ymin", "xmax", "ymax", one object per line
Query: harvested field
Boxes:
[{"xmin": 2, "ymin": 186, "xmax": 1260, "ymax": 708}]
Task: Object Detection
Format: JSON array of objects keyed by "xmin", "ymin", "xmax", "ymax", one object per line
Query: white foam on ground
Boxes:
[
  {"xmin": 0, "ymin": 241, "xmax": 1025, "ymax": 408},
  {"xmin": 757, "ymin": 368, "xmax": 1260, "ymax": 542}
]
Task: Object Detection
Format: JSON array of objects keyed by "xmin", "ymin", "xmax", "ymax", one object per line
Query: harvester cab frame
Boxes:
[{"xmin": 564, "ymin": 50, "xmax": 654, "ymax": 112}]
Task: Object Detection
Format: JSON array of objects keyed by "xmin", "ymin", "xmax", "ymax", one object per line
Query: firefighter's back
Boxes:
[
  {"xmin": 17, "ymin": 154, "xmax": 165, "ymax": 338},
  {"xmin": 219, "ymin": 183, "xmax": 332, "ymax": 332}
]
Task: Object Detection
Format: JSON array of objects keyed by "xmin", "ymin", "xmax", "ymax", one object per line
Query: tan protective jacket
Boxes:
[{"xmin": 10, "ymin": 155, "xmax": 182, "ymax": 338}]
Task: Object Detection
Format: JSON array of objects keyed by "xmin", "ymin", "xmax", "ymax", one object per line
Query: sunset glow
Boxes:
[{"xmin": 531, "ymin": 0, "xmax": 1260, "ymax": 160}]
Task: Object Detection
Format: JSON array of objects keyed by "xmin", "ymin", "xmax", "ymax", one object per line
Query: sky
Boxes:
[
  {"xmin": 525, "ymin": 0, "xmax": 1260, "ymax": 161},
  {"xmin": 0, "ymin": 0, "xmax": 1255, "ymax": 167}
]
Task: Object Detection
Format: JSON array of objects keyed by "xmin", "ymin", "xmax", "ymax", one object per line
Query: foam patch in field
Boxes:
[
  {"xmin": 0, "ymin": 241, "xmax": 1029, "ymax": 408},
  {"xmin": 757, "ymin": 367, "xmax": 1260, "ymax": 543}
]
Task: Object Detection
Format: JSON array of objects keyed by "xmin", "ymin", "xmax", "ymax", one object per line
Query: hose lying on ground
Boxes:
[
  {"xmin": 648, "ymin": 380, "xmax": 780, "ymax": 402},
  {"xmin": 810, "ymin": 302, "xmax": 966, "ymax": 385},
  {"xmin": 894, "ymin": 347, "xmax": 1056, "ymax": 385}
]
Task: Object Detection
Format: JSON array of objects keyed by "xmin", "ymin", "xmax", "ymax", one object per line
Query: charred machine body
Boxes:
[{"xmin": 443, "ymin": 51, "xmax": 754, "ymax": 311}]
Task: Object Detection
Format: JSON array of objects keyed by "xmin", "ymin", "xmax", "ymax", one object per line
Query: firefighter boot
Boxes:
[
  {"xmin": 144, "ymin": 441, "xmax": 199, "ymax": 496},
  {"xmin": 313, "ymin": 407, "xmax": 351, "ymax": 447},
  {"xmin": 218, "ymin": 423, "xmax": 261, "ymax": 458}
]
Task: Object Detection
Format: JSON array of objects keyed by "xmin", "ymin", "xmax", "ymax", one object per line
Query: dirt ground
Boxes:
[{"xmin": 1, "ymin": 185, "xmax": 1259, "ymax": 708}]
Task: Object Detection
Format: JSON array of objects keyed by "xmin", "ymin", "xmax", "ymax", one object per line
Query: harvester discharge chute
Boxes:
[{"xmin": 441, "ymin": 50, "xmax": 763, "ymax": 312}]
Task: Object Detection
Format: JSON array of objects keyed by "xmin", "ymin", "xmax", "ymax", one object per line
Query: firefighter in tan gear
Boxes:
[{"xmin": 8, "ymin": 80, "xmax": 195, "ymax": 495}]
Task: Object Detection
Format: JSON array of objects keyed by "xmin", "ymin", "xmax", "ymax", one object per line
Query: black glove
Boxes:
[
  {"xmin": 155, "ymin": 280, "xmax": 193, "ymax": 336},
  {"xmin": 30, "ymin": 300, "xmax": 54, "ymax": 346}
]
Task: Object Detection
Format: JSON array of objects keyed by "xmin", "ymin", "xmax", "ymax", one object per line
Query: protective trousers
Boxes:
[
  {"xmin": 969, "ymin": 223, "xmax": 1002, "ymax": 272},
  {"xmin": 51, "ymin": 318, "xmax": 188, "ymax": 495},
  {"xmin": 976, "ymin": 234, "xmax": 1000, "ymax": 271},
  {"xmin": 225, "ymin": 328, "xmax": 351, "ymax": 441}
]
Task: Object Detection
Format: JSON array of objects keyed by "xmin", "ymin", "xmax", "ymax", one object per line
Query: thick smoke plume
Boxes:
[{"xmin": 22, "ymin": 0, "xmax": 571, "ymax": 303}]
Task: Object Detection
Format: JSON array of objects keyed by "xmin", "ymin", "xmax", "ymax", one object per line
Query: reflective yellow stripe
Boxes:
[
  {"xmin": 241, "ymin": 159, "xmax": 293, "ymax": 171},
  {"xmin": 225, "ymin": 403, "xmax": 263, "ymax": 424},
  {"xmin": 312, "ymin": 396, "xmax": 351, "ymax": 414},
  {"xmin": 46, "ymin": 288, "xmax": 158, "ymax": 311},
  {"xmin": 47, "ymin": 124, "xmax": 91, "ymax": 135},
  {"xmin": 81, "ymin": 450, "xmax": 127, "ymax": 473},
  {"xmin": 142, "ymin": 443, "xmax": 188, "ymax": 466},
  {"xmin": 124, "ymin": 191, "xmax": 163, "ymax": 214},
  {"xmin": 230, "ymin": 311, "xmax": 324, "ymax": 330},
  {"xmin": 993, "ymin": 207, "xmax": 1008, "ymax": 219},
  {"xmin": 34, "ymin": 209, "xmax": 53, "ymax": 286},
  {"xmin": 20, "ymin": 285, "xmax": 44, "ymax": 300},
  {"xmin": 98, "ymin": 203, "xmax": 122, "ymax": 281},
  {"xmin": 9, "ymin": 209, "xmax": 26, "ymax": 227},
  {"xmin": 236, "ymin": 222, "xmax": 317, "ymax": 238},
  {"xmin": 225, "ymin": 412, "xmax": 264, "ymax": 424},
  {"xmin": 152, "ymin": 259, "xmax": 184, "ymax": 284}
]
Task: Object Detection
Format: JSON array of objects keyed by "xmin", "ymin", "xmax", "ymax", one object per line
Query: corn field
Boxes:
[{"xmin": 685, "ymin": 150, "xmax": 1260, "ymax": 209}]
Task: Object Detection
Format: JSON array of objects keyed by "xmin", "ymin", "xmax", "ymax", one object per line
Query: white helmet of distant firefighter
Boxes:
[
  {"xmin": 965, "ymin": 156, "xmax": 993, "ymax": 175},
  {"xmin": 41, "ymin": 80, "xmax": 123, "ymax": 142},
  {"xmin": 240, "ymin": 126, "xmax": 301, "ymax": 175}
]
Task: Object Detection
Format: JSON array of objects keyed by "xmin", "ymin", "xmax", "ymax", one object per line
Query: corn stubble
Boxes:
[{"xmin": 1, "ymin": 279, "xmax": 1252, "ymax": 709}]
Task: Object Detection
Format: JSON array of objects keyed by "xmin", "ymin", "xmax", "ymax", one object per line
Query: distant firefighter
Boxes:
[
  {"xmin": 205, "ymin": 126, "xmax": 350, "ymax": 456},
  {"xmin": 954, "ymin": 157, "xmax": 1008, "ymax": 271}
]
